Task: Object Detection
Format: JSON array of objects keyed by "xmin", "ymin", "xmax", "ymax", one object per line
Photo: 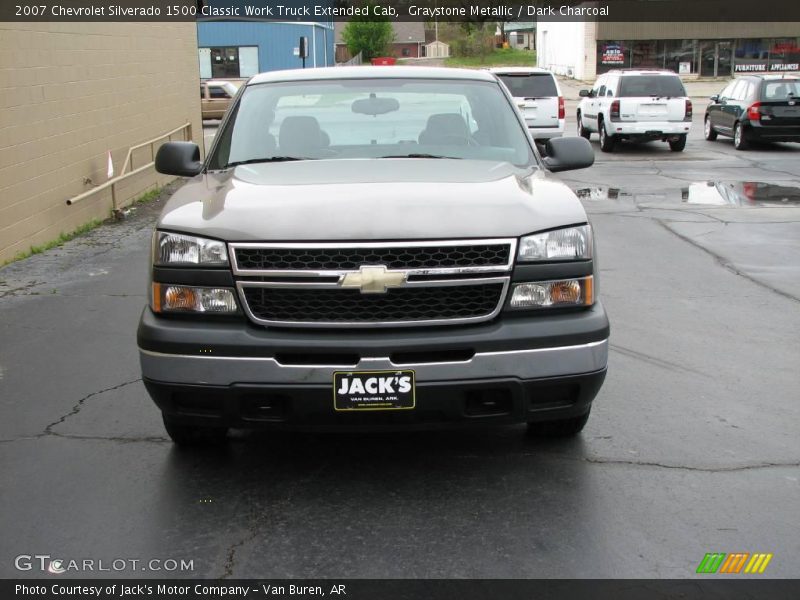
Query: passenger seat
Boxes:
[
  {"xmin": 418, "ymin": 113, "xmax": 471, "ymax": 146},
  {"xmin": 278, "ymin": 116, "xmax": 329, "ymax": 156}
]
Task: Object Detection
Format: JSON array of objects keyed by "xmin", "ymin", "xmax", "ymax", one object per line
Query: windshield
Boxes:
[
  {"xmin": 496, "ymin": 73, "xmax": 558, "ymax": 98},
  {"xmin": 208, "ymin": 78, "xmax": 535, "ymax": 169},
  {"xmin": 618, "ymin": 75, "xmax": 687, "ymax": 97}
]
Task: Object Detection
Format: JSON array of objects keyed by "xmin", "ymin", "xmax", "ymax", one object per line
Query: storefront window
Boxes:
[
  {"xmin": 210, "ymin": 47, "xmax": 241, "ymax": 79},
  {"xmin": 661, "ymin": 40, "xmax": 696, "ymax": 74},
  {"xmin": 734, "ymin": 39, "xmax": 769, "ymax": 73},
  {"xmin": 631, "ymin": 40, "xmax": 659, "ymax": 68},
  {"xmin": 736, "ymin": 39, "xmax": 769, "ymax": 60},
  {"xmin": 768, "ymin": 37, "xmax": 800, "ymax": 72},
  {"xmin": 597, "ymin": 41, "xmax": 629, "ymax": 74},
  {"xmin": 202, "ymin": 46, "xmax": 259, "ymax": 79},
  {"xmin": 596, "ymin": 37, "xmax": 798, "ymax": 78},
  {"xmin": 698, "ymin": 40, "xmax": 733, "ymax": 77}
]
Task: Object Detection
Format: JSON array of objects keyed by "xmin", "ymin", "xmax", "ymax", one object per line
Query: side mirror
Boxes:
[
  {"xmin": 155, "ymin": 142, "xmax": 203, "ymax": 177},
  {"xmin": 579, "ymin": 89, "xmax": 590, "ymax": 97},
  {"xmin": 542, "ymin": 137, "xmax": 594, "ymax": 173},
  {"xmin": 709, "ymin": 94, "xmax": 719, "ymax": 103}
]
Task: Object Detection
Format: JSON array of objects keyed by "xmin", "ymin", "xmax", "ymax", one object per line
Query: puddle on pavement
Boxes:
[
  {"xmin": 575, "ymin": 182, "xmax": 800, "ymax": 207},
  {"xmin": 575, "ymin": 186, "xmax": 631, "ymax": 200},
  {"xmin": 682, "ymin": 182, "xmax": 800, "ymax": 207}
]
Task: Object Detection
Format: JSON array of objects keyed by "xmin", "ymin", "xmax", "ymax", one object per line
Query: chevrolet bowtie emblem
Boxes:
[{"xmin": 340, "ymin": 265, "xmax": 407, "ymax": 294}]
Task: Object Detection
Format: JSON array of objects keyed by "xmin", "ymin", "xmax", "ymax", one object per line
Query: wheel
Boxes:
[
  {"xmin": 704, "ymin": 116, "xmax": 718, "ymax": 141},
  {"xmin": 577, "ymin": 112, "xmax": 591, "ymax": 140},
  {"xmin": 598, "ymin": 118, "xmax": 615, "ymax": 152},
  {"xmin": 669, "ymin": 134, "xmax": 687, "ymax": 152},
  {"xmin": 733, "ymin": 122, "xmax": 749, "ymax": 150},
  {"xmin": 527, "ymin": 410, "xmax": 590, "ymax": 437},
  {"xmin": 163, "ymin": 416, "xmax": 228, "ymax": 446}
]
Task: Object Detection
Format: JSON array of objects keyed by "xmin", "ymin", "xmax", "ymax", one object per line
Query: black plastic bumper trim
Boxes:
[{"xmin": 146, "ymin": 369, "xmax": 606, "ymax": 431}]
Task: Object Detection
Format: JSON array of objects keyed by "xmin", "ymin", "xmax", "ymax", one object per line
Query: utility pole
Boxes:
[{"xmin": 299, "ymin": 36, "xmax": 309, "ymax": 68}]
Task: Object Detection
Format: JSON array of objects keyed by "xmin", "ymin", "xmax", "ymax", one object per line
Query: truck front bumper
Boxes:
[{"xmin": 138, "ymin": 302, "xmax": 609, "ymax": 430}]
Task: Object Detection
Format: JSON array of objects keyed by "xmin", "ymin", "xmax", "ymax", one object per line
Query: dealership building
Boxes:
[{"xmin": 536, "ymin": 21, "xmax": 800, "ymax": 81}]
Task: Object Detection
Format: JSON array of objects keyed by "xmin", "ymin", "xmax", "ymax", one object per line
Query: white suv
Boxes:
[
  {"xmin": 490, "ymin": 67, "xmax": 565, "ymax": 142},
  {"xmin": 576, "ymin": 69, "xmax": 692, "ymax": 152}
]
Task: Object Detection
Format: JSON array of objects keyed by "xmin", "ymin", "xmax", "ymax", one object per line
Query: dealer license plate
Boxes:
[{"xmin": 333, "ymin": 370, "xmax": 415, "ymax": 411}]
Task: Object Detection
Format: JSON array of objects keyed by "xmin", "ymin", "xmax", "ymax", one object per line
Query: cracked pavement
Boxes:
[{"xmin": 1, "ymin": 122, "xmax": 799, "ymax": 579}]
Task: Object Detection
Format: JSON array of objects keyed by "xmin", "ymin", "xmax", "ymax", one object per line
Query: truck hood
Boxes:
[{"xmin": 157, "ymin": 159, "xmax": 588, "ymax": 241}]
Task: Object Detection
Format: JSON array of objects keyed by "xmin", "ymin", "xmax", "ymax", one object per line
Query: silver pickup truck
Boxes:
[{"xmin": 138, "ymin": 66, "xmax": 609, "ymax": 445}]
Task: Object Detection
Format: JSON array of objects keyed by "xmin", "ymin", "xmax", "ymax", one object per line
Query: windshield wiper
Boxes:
[
  {"xmin": 377, "ymin": 154, "xmax": 460, "ymax": 159},
  {"xmin": 226, "ymin": 156, "xmax": 314, "ymax": 168}
]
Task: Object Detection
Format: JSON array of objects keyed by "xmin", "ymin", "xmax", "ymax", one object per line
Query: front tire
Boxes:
[
  {"xmin": 527, "ymin": 410, "xmax": 591, "ymax": 437},
  {"xmin": 163, "ymin": 416, "xmax": 228, "ymax": 446},
  {"xmin": 704, "ymin": 116, "xmax": 718, "ymax": 141},
  {"xmin": 577, "ymin": 112, "xmax": 591, "ymax": 139},
  {"xmin": 734, "ymin": 122, "xmax": 749, "ymax": 150},
  {"xmin": 598, "ymin": 118, "xmax": 616, "ymax": 152},
  {"xmin": 669, "ymin": 134, "xmax": 687, "ymax": 152}
]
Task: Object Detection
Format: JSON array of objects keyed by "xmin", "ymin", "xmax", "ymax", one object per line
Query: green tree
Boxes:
[{"xmin": 341, "ymin": 7, "xmax": 395, "ymax": 61}]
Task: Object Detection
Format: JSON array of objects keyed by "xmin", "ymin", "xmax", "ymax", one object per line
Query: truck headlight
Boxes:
[
  {"xmin": 509, "ymin": 277, "xmax": 593, "ymax": 309},
  {"xmin": 152, "ymin": 283, "xmax": 238, "ymax": 314},
  {"xmin": 155, "ymin": 231, "xmax": 228, "ymax": 266},
  {"xmin": 518, "ymin": 225, "xmax": 592, "ymax": 262}
]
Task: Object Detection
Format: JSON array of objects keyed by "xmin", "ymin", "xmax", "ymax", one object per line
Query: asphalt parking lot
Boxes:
[{"xmin": 2, "ymin": 108, "xmax": 799, "ymax": 579}]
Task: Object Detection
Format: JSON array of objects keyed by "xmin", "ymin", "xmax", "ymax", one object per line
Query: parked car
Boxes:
[
  {"xmin": 489, "ymin": 67, "xmax": 565, "ymax": 142},
  {"xmin": 577, "ymin": 69, "xmax": 692, "ymax": 152},
  {"xmin": 142, "ymin": 66, "xmax": 608, "ymax": 445},
  {"xmin": 200, "ymin": 80, "xmax": 240, "ymax": 120},
  {"xmin": 704, "ymin": 75, "xmax": 800, "ymax": 150}
]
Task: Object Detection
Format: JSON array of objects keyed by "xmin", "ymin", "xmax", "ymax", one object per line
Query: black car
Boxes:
[{"xmin": 704, "ymin": 75, "xmax": 800, "ymax": 150}]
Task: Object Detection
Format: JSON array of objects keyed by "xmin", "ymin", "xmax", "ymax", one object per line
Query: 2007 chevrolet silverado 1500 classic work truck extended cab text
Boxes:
[{"xmin": 137, "ymin": 67, "xmax": 609, "ymax": 445}]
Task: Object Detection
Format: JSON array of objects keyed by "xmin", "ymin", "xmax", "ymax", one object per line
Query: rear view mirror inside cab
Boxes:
[{"xmin": 352, "ymin": 94, "xmax": 400, "ymax": 116}]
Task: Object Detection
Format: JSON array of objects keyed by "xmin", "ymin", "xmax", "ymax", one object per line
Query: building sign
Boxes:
[
  {"xmin": 770, "ymin": 63, "xmax": 799, "ymax": 71},
  {"xmin": 735, "ymin": 63, "xmax": 767, "ymax": 72},
  {"xmin": 601, "ymin": 43, "xmax": 625, "ymax": 65},
  {"xmin": 679, "ymin": 61, "xmax": 691, "ymax": 74},
  {"xmin": 736, "ymin": 62, "xmax": 800, "ymax": 72}
]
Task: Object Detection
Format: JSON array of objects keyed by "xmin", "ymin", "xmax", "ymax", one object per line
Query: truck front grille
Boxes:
[
  {"xmin": 234, "ymin": 244, "xmax": 511, "ymax": 272},
  {"xmin": 229, "ymin": 240, "xmax": 516, "ymax": 328},
  {"xmin": 240, "ymin": 283, "xmax": 505, "ymax": 326}
]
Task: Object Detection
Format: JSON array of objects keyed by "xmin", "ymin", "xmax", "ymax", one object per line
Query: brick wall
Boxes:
[{"xmin": 0, "ymin": 22, "xmax": 203, "ymax": 263}]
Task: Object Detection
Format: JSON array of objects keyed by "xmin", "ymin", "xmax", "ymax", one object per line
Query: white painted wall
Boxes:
[{"xmin": 536, "ymin": 20, "xmax": 590, "ymax": 80}]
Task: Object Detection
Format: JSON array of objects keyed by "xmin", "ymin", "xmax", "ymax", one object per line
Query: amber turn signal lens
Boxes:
[
  {"xmin": 151, "ymin": 283, "xmax": 238, "ymax": 314},
  {"xmin": 550, "ymin": 280, "xmax": 582, "ymax": 304},
  {"xmin": 164, "ymin": 285, "xmax": 198, "ymax": 310},
  {"xmin": 509, "ymin": 276, "xmax": 594, "ymax": 309}
]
